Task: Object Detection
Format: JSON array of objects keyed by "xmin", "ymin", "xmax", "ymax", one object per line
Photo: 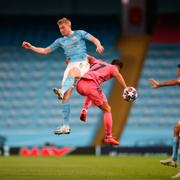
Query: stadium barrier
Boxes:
[{"xmin": 0, "ymin": 146, "xmax": 171, "ymax": 156}]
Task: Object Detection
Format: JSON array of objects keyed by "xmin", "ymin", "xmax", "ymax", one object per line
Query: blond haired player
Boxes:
[{"xmin": 22, "ymin": 17, "xmax": 104, "ymax": 135}]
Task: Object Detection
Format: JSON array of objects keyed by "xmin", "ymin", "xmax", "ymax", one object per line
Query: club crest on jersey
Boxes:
[{"xmin": 72, "ymin": 36, "xmax": 78, "ymax": 41}]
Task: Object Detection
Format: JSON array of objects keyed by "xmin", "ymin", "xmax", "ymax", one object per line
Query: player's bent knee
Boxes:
[
  {"xmin": 69, "ymin": 67, "xmax": 81, "ymax": 78},
  {"xmin": 104, "ymin": 105, "xmax": 111, "ymax": 112},
  {"xmin": 99, "ymin": 102, "xmax": 111, "ymax": 112},
  {"xmin": 106, "ymin": 105, "xmax": 111, "ymax": 112}
]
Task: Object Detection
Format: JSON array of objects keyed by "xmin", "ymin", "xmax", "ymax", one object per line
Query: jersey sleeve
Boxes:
[
  {"xmin": 48, "ymin": 39, "xmax": 61, "ymax": 52},
  {"xmin": 110, "ymin": 65, "xmax": 119, "ymax": 76},
  {"xmin": 79, "ymin": 30, "xmax": 92, "ymax": 40}
]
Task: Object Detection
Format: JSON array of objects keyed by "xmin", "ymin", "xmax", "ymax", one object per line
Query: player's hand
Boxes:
[
  {"xmin": 22, "ymin": 41, "xmax": 32, "ymax": 49},
  {"xmin": 96, "ymin": 44, "xmax": 104, "ymax": 54},
  {"xmin": 149, "ymin": 79, "xmax": 160, "ymax": 88}
]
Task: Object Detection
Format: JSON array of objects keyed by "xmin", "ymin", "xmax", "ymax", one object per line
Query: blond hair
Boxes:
[{"xmin": 57, "ymin": 17, "xmax": 71, "ymax": 27}]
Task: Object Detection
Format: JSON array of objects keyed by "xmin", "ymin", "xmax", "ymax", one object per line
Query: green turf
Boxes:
[{"xmin": 0, "ymin": 156, "xmax": 178, "ymax": 180}]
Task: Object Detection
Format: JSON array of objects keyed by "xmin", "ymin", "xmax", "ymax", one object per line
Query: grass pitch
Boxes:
[{"xmin": 0, "ymin": 156, "xmax": 178, "ymax": 180}]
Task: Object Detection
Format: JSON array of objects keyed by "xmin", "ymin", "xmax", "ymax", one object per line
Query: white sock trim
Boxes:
[
  {"xmin": 106, "ymin": 135, "xmax": 112, "ymax": 138},
  {"xmin": 82, "ymin": 108, "xmax": 88, "ymax": 112}
]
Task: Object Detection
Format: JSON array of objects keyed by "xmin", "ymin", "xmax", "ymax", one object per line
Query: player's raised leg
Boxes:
[
  {"xmin": 53, "ymin": 63, "xmax": 75, "ymax": 100},
  {"xmin": 54, "ymin": 64, "xmax": 86, "ymax": 134}
]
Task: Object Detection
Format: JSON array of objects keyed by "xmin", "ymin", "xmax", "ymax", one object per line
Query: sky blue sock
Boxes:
[
  {"xmin": 61, "ymin": 76, "xmax": 74, "ymax": 94},
  {"xmin": 62, "ymin": 102, "xmax": 70, "ymax": 126},
  {"xmin": 172, "ymin": 137, "xmax": 179, "ymax": 161}
]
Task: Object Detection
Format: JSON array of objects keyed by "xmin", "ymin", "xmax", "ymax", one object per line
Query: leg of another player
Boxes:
[
  {"xmin": 172, "ymin": 138, "xmax": 180, "ymax": 179},
  {"xmin": 98, "ymin": 102, "xmax": 119, "ymax": 145},
  {"xmin": 160, "ymin": 122, "xmax": 180, "ymax": 167},
  {"xmin": 172, "ymin": 123, "xmax": 180, "ymax": 162},
  {"xmin": 178, "ymin": 139, "xmax": 180, "ymax": 165}
]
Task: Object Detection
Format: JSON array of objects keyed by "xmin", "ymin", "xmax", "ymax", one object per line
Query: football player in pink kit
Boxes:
[{"xmin": 76, "ymin": 56, "xmax": 127, "ymax": 145}]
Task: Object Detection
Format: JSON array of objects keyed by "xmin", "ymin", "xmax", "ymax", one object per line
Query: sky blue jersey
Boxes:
[{"xmin": 49, "ymin": 30, "xmax": 92, "ymax": 62}]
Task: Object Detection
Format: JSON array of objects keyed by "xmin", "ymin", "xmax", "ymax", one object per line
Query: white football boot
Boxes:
[
  {"xmin": 53, "ymin": 88, "xmax": 64, "ymax": 100},
  {"xmin": 160, "ymin": 158, "xmax": 178, "ymax": 168},
  {"xmin": 54, "ymin": 125, "xmax": 71, "ymax": 135}
]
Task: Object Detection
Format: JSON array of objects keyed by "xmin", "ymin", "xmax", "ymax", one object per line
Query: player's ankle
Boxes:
[
  {"xmin": 106, "ymin": 135, "xmax": 112, "ymax": 139},
  {"xmin": 82, "ymin": 108, "xmax": 88, "ymax": 112}
]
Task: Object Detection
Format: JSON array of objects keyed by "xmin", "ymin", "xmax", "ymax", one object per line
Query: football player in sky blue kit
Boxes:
[
  {"xmin": 150, "ymin": 64, "xmax": 180, "ymax": 179},
  {"xmin": 22, "ymin": 17, "xmax": 104, "ymax": 135}
]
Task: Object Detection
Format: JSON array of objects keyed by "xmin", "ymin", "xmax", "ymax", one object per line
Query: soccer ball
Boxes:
[{"xmin": 122, "ymin": 87, "xmax": 138, "ymax": 102}]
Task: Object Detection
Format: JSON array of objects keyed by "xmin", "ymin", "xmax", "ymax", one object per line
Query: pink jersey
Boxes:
[{"xmin": 82, "ymin": 57, "xmax": 118, "ymax": 85}]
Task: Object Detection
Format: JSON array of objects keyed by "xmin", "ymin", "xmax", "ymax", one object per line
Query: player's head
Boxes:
[
  {"xmin": 177, "ymin": 64, "xmax": 180, "ymax": 76},
  {"xmin": 57, "ymin": 17, "xmax": 72, "ymax": 36},
  {"xmin": 111, "ymin": 59, "xmax": 123, "ymax": 71}
]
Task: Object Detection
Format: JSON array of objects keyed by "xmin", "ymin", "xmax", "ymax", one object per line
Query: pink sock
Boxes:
[
  {"xmin": 104, "ymin": 112, "xmax": 112, "ymax": 137},
  {"xmin": 82, "ymin": 97, "xmax": 91, "ymax": 111}
]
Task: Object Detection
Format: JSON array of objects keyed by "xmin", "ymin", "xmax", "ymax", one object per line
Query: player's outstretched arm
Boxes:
[
  {"xmin": 22, "ymin": 41, "xmax": 52, "ymax": 55},
  {"xmin": 89, "ymin": 36, "xmax": 104, "ymax": 54},
  {"xmin": 112, "ymin": 70, "xmax": 127, "ymax": 89},
  {"xmin": 149, "ymin": 78, "xmax": 180, "ymax": 88}
]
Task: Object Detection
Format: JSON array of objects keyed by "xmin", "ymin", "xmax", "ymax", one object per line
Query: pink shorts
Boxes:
[{"xmin": 76, "ymin": 79, "xmax": 107, "ymax": 106}]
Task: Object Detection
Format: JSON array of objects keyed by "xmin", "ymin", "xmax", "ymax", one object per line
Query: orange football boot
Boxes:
[{"xmin": 104, "ymin": 137, "xmax": 119, "ymax": 145}]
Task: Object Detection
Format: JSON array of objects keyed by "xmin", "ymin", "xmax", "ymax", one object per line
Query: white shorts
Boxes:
[{"xmin": 61, "ymin": 60, "xmax": 90, "ymax": 87}]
